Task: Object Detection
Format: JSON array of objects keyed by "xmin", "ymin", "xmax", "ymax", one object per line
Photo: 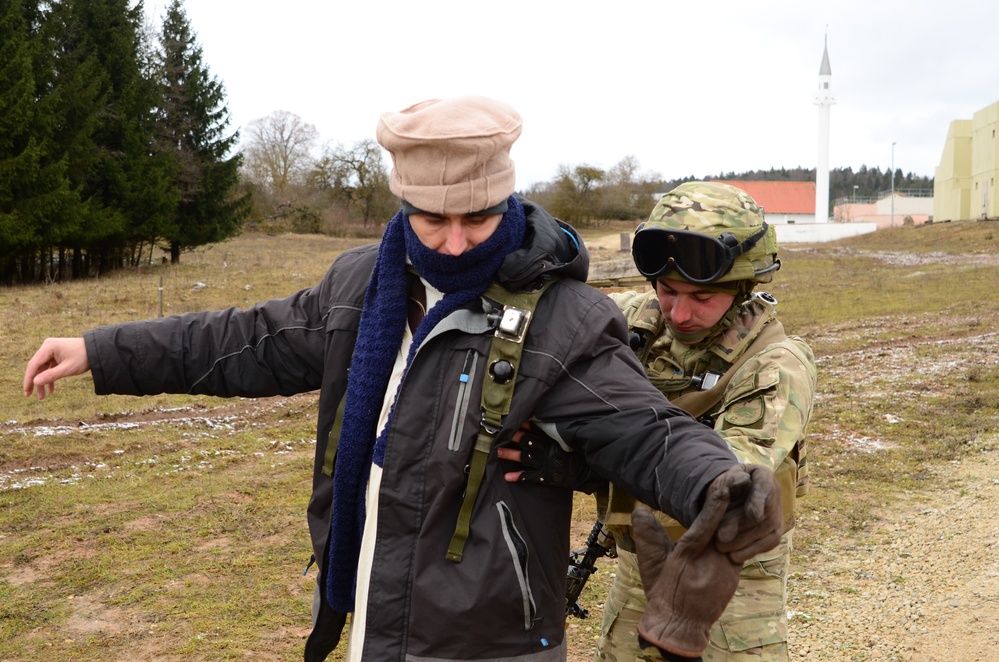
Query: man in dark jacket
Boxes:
[{"xmin": 24, "ymin": 96, "xmax": 781, "ymax": 662}]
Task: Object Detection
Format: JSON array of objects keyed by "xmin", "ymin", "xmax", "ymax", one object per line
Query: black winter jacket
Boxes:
[{"xmin": 84, "ymin": 199, "xmax": 738, "ymax": 661}]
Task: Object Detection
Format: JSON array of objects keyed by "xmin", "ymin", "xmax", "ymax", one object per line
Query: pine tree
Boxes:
[
  {"xmin": 46, "ymin": 0, "xmax": 176, "ymax": 275},
  {"xmin": 38, "ymin": 0, "xmax": 105, "ymax": 261},
  {"xmin": 0, "ymin": 0, "xmax": 44, "ymax": 270},
  {"xmin": 157, "ymin": 0, "xmax": 248, "ymax": 264},
  {"xmin": 0, "ymin": 0, "xmax": 83, "ymax": 282}
]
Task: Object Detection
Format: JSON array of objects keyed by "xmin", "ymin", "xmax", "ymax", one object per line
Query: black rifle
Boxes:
[{"xmin": 566, "ymin": 519, "xmax": 616, "ymax": 619}]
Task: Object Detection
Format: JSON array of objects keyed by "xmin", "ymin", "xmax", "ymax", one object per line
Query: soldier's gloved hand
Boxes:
[
  {"xmin": 710, "ymin": 464, "xmax": 783, "ymax": 564},
  {"xmin": 632, "ymin": 482, "xmax": 741, "ymax": 660},
  {"xmin": 518, "ymin": 428, "xmax": 589, "ymax": 489},
  {"xmin": 497, "ymin": 423, "xmax": 602, "ymax": 492}
]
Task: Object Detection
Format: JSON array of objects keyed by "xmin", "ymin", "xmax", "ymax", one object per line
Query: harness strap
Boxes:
[
  {"xmin": 602, "ymin": 319, "xmax": 794, "ymax": 538},
  {"xmin": 446, "ymin": 279, "xmax": 557, "ymax": 563},
  {"xmin": 321, "ymin": 392, "xmax": 348, "ymax": 477},
  {"xmin": 671, "ymin": 319, "xmax": 788, "ymax": 418}
]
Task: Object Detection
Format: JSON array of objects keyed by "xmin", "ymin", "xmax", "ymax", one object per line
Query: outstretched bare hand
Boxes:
[{"xmin": 23, "ymin": 337, "xmax": 89, "ymax": 400}]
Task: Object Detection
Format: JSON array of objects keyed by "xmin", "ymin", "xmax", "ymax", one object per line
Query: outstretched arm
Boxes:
[{"xmin": 23, "ymin": 337, "xmax": 89, "ymax": 400}]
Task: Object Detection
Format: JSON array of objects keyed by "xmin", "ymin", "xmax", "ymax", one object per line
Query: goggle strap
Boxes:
[
  {"xmin": 726, "ymin": 222, "xmax": 769, "ymax": 259},
  {"xmin": 754, "ymin": 260, "xmax": 781, "ymax": 278}
]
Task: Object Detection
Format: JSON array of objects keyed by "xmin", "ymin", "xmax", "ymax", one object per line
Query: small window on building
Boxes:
[{"xmin": 823, "ymin": 82, "xmax": 829, "ymax": 89}]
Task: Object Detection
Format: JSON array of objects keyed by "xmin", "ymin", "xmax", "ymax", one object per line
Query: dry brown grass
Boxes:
[{"xmin": 2, "ymin": 222, "xmax": 998, "ymax": 661}]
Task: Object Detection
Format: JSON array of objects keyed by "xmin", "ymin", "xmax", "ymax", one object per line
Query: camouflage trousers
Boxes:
[{"xmin": 594, "ymin": 530, "xmax": 793, "ymax": 662}]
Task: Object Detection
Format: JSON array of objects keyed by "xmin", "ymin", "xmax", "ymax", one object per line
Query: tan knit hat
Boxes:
[{"xmin": 376, "ymin": 96, "xmax": 523, "ymax": 215}]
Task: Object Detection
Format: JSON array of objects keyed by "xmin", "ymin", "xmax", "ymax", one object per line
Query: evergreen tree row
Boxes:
[
  {"xmin": 661, "ymin": 166, "xmax": 934, "ymax": 216},
  {"xmin": 0, "ymin": 0, "xmax": 248, "ymax": 284}
]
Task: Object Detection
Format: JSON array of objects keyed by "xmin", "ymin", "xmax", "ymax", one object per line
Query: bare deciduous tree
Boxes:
[
  {"xmin": 603, "ymin": 156, "xmax": 660, "ymax": 220},
  {"xmin": 543, "ymin": 164, "xmax": 606, "ymax": 225},
  {"xmin": 242, "ymin": 110, "xmax": 318, "ymax": 196},
  {"xmin": 311, "ymin": 138, "xmax": 394, "ymax": 226}
]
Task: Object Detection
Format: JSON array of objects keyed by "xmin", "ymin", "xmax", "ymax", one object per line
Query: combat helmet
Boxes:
[{"xmin": 632, "ymin": 181, "xmax": 779, "ymax": 286}]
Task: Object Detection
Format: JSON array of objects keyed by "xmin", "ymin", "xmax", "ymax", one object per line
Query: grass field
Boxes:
[{"xmin": 2, "ymin": 221, "xmax": 998, "ymax": 660}]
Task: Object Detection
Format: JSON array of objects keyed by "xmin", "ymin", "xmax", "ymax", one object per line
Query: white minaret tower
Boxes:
[{"xmin": 814, "ymin": 33, "xmax": 834, "ymax": 223}]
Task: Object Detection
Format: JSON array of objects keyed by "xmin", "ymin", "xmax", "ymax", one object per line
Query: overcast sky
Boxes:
[{"xmin": 147, "ymin": 0, "xmax": 999, "ymax": 188}]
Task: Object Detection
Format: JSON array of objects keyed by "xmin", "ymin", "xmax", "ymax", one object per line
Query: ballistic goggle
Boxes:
[{"xmin": 632, "ymin": 222, "xmax": 771, "ymax": 284}]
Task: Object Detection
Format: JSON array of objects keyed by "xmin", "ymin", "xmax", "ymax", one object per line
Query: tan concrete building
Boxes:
[
  {"xmin": 834, "ymin": 192, "xmax": 932, "ymax": 229},
  {"xmin": 934, "ymin": 100, "xmax": 999, "ymax": 221}
]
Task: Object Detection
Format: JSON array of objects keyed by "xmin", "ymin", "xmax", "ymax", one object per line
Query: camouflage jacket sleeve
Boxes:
[
  {"xmin": 613, "ymin": 288, "xmax": 818, "ymax": 474},
  {"xmin": 713, "ymin": 335, "xmax": 817, "ymax": 481}
]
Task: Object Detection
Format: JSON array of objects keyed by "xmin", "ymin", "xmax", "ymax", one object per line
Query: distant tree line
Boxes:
[
  {"xmin": 673, "ymin": 166, "xmax": 933, "ymax": 217},
  {"xmin": 237, "ymin": 119, "xmax": 674, "ymax": 233},
  {"xmin": 523, "ymin": 156, "xmax": 663, "ymax": 228},
  {"xmin": 3, "ymin": 0, "xmax": 936, "ymax": 284},
  {"xmin": 192, "ymin": 114, "xmax": 943, "ymax": 236},
  {"xmin": 0, "ymin": 0, "xmax": 247, "ymax": 284},
  {"xmin": 519, "ymin": 164, "xmax": 934, "ymax": 227}
]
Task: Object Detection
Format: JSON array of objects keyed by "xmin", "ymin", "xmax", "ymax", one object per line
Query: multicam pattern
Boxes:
[
  {"xmin": 646, "ymin": 182, "xmax": 764, "ymax": 232},
  {"xmin": 611, "ymin": 289, "xmax": 815, "ymax": 482},
  {"xmin": 597, "ymin": 289, "xmax": 817, "ymax": 662},
  {"xmin": 638, "ymin": 181, "xmax": 778, "ymax": 285},
  {"xmin": 596, "ymin": 535, "xmax": 793, "ymax": 662}
]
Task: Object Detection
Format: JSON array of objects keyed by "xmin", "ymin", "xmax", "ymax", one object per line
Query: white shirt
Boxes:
[{"xmin": 346, "ymin": 278, "xmax": 444, "ymax": 660}]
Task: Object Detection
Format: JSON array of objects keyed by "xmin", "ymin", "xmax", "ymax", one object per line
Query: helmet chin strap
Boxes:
[{"xmin": 668, "ymin": 281, "xmax": 755, "ymax": 347}]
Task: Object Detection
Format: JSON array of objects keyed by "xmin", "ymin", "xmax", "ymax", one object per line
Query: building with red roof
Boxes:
[{"xmin": 712, "ymin": 180, "xmax": 818, "ymax": 224}]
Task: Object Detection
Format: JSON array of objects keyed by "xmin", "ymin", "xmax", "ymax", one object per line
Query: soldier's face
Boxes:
[
  {"xmin": 655, "ymin": 278, "xmax": 735, "ymax": 335},
  {"xmin": 408, "ymin": 212, "xmax": 503, "ymax": 255}
]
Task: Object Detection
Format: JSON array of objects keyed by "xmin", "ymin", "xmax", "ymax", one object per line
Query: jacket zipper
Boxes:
[
  {"xmin": 447, "ymin": 349, "xmax": 478, "ymax": 452},
  {"xmin": 496, "ymin": 501, "xmax": 537, "ymax": 631}
]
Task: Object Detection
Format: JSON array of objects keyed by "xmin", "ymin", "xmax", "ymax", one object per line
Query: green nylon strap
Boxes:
[
  {"xmin": 321, "ymin": 392, "xmax": 348, "ymax": 477},
  {"xmin": 670, "ymin": 319, "xmax": 787, "ymax": 418},
  {"xmin": 446, "ymin": 279, "xmax": 557, "ymax": 563},
  {"xmin": 446, "ymin": 428, "xmax": 496, "ymax": 562}
]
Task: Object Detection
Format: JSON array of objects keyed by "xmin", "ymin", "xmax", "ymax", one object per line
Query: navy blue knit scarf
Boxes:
[{"xmin": 325, "ymin": 196, "xmax": 526, "ymax": 612}]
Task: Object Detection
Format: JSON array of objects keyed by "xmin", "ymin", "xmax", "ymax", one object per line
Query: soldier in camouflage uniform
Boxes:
[{"xmin": 595, "ymin": 181, "xmax": 817, "ymax": 662}]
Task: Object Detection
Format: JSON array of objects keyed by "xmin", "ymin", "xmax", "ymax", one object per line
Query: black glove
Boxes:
[
  {"xmin": 710, "ymin": 464, "xmax": 783, "ymax": 564},
  {"xmin": 632, "ymin": 482, "xmax": 742, "ymax": 659},
  {"xmin": 511, "ymin": 426, "xmax": 600, "ymax": 492}
]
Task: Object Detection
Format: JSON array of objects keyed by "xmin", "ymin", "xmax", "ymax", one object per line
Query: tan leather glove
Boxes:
[
  {"xmin": 632, "ymin": 480, "xmax": 742, "ymax": 659},
  {"xmin": 711, "ymin": 464, "xmax": 783, "ymax": 564}
]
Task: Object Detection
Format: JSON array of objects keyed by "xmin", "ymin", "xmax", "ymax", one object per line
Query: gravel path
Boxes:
[{"xmin": 789, "ymin": 437, "xmax": 999, "ymax": 660}]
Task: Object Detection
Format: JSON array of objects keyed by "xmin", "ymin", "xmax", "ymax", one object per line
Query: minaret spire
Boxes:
[{"xmin": 814, "ymin": 30, "xmax": 834, "ymax": 223}]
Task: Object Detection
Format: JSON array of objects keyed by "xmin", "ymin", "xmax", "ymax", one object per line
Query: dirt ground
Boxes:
[
  {"xmin": 6, "ymin": 406, "xmax": 995, "ymax": 661},
  {"xmin": 789, "ymin": 440, "xmax": 999, "ymax": 661}
]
